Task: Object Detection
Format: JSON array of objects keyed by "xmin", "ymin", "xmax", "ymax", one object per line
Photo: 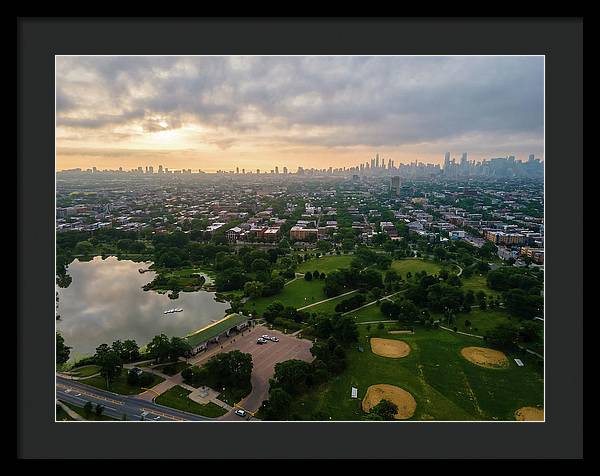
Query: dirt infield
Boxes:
[
  {"xmin": 370, "ymin": 338, "xmax": 411, "ymax": 358},
  {"xmin": 515, "ymin": 407, "xmax": 544, "ymax": 421},
  {"xmin": 460, "ymin": 346, "xmax": 509, "ymax": 368},
  {"xmin": 362, "ymin": 384, "xmax": 417, "ymax": 420}
]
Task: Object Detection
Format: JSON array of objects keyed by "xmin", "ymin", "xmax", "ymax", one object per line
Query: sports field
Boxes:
[{"xmin": 286, "ymin": 322, "xmax": 543, "ymax": 421}]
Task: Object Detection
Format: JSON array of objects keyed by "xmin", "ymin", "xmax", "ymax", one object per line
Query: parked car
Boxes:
[
  {"xmin": 269, "ymin": 336, "xmax": 279, "ymax": 342},
  {"xmin": 261, "ymin": 335, "xmax": 271, "ymax": 340},
  {"xmin": 234, "ymin": 409, "xmax": 246, "ymax": 417},
  {"xmin": 257, "ymin": 338, "xmax": 268, "ymax": 345}
]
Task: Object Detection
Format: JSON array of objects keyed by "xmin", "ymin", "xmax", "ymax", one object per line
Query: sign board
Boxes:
[
  {"xmin": 514, "ymin": 358, "xmax": 524, "ymax": 367},
  {"xmin": 351, "ymin": 387, "xmax": 358, "ymax": 399}
]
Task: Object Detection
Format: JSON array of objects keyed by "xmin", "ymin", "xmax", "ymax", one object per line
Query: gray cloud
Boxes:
[{"xmin": 56, "ymin": 56, "xmax": 544, "ymax": 152}]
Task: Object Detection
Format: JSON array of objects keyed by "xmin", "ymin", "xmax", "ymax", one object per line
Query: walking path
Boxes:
[
  {"xmin": 341, "ymin": 289, "xmax": 406, "ymax": 316},
  {"xmin": 297, "ymin": 289, "xmax": 358, "ymax": 310},
  {"xmin": 56, "ymin": 399, "xmax": 85, "ymax": 421}
]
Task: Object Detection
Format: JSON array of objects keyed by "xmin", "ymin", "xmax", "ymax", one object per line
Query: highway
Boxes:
[{"xmin": 56, "ymin": 376, "xmax": 210, "ymax": 422}]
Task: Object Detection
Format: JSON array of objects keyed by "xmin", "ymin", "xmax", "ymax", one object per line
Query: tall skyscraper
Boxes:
[
  {"xmin": 283, "ymin": 166, "xmax": 288, "ymax": 174},
  {"xmin": 275, "ymin": 166, "xmax": 279, "ymax": 174},
  {"xmin": 158, "ymin": 165, "xmax": 163, "ymax": 174}
]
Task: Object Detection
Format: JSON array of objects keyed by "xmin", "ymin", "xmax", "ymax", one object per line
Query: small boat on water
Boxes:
[{"xmin": 163, "ymin": 308, "xmax": 184, "ymax": 315}]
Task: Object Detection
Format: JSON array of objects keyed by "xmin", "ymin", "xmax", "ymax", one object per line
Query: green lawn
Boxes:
[
  {"xmin": 391, "ymin": 259, "xmax": 443, "ymax": 278},
  {"xmin": 155, "ymin": 385, "xmax": 228, "ymax": 418},
  {"xmin": 82, "ymin": 371, "xmax": 164, "ymax": 395},
  {"xmin": 56, "ymin": 404, "xmax": 75, "ymax": 421},
  {"xmin": 284, "ymin": 323, "xmax": 543, "ymax": 421},
  {"xmin": 217, "ymin": 383, "xmax": 252, "ymax": 406},
  {"xmin": 345, "ymin": 303, "xmax": 390, "ymax": 323},
  {"xmin": 153, "ymin": 361, "xmax": 191, "ymax": 376},
  {"xmin": 68, "ymin": 365, "xmax": 101, "ymax": 378},
  {"xmin": 461, "ymin": 274, "xmax": 501, "ymax": 298},
  {"xmin": 245, "ymin": 278, "xmax": 327, "ymax": 316},
  {"xmin": 302, "ymin": 290, "xmax": 360, "ymax": 314},
  {"xmin": 453, "ymin": 308, "xmax": 513, "ymax": 335},
  {"xmin": 62, "ymin": 401, "xmax": 120, "ymax": 421},
  {"xmin": 296, "ymin": 254, "xmax": 355, "ymax": 274}
]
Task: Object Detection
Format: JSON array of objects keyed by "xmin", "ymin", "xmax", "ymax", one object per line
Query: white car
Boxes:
[
  {"xmin": 269, "ymin": 336, "xmax": 279, "ymax": 342},
  {"xmin": 261, "ymin": 335, "xmax": 271, "ymax": 340},
  {"xmin": 234, "ymin": 409, "xmax": 247, "ymax": 417},
  {"xmin": 257, "ymin": 338, "xmax": 268, "ymax": 345}
]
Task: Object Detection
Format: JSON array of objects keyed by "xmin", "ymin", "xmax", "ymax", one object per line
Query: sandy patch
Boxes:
[
  {"xmin": 515, "ymin": 407, "xmax": 544, "ymax": 421},
  {"xmin": 370, "ymin": 338, "xmax": 411, "ymax": 358},
  {"xmin": 460, "ymin": 346, "xmax": 509, "ymax": 368},
  {"xmin": 362, "ymin": 384, "xmax": 417, "ymax": 420}
]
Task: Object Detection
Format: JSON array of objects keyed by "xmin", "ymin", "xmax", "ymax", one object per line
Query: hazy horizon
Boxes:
[{"xmin": 56, "ymin": 56, "xmax": 544, "ymax": 172}]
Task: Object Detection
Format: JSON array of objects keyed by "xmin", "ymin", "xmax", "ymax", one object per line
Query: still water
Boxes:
[{"xmin": 56, "ymin": 256, "xmax": 229, "ymax": 360}]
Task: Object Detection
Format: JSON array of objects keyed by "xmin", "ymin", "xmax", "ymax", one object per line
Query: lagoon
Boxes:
[{"xmin": 56, "ymin": 256, "xmax": 229, "ymax": 360}]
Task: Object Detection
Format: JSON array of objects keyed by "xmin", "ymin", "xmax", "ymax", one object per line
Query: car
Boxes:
[
  {"xmin": 256, "ymin": 338, "xmax": 268, "ymax": 344},
  {"xmin": 234, "ymin": 409, "xmax": 246, "ymax": 417},
  {"xmin": 269, "ymin": 336, "xmax": 279, "ymax": 342},
  {"xmin": 261, "ymin": 335, "xmax": 271, "ymax": 340}
]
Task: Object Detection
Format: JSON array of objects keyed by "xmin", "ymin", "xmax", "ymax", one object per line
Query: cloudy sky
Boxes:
[{"xmin": 56, "ymin": 56, "xmax": 544, "ymax": 172}]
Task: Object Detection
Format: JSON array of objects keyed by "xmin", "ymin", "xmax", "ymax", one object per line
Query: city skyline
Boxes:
[{"xmin": 56, "ymin": 56, "xmax": 544, "ymax": 172}]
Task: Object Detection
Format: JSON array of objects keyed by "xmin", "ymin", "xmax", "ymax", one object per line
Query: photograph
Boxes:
[{"xmin": 54, "ymin": 55, "xmax": 546, "ymax": 423}]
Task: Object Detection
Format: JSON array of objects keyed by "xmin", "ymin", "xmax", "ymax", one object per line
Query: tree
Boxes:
[
  {"xmin": 95, "ymin": 404, "xmax": 104, "ymax": 418},
  {"xmin": 146, "ymin": 334, "xmax": 171, "ymax": 363},
  {"xmin": 56, "ymin": 333, "xmax": 71, "ymax": 364},
  {"xmin": 304, "ymin": 271, "xmax": 313, "ymax": 281},
  {"xmin": 485, "ymin": 322, "xmax": 520, "ymax": 348},
  {"xmin": 122, "ymin": 339, "xmax": 140, "ymax": 363},
  {"xmin": 270, "ymin": 359, "xmax": 312, "ymax": 396},
  {"xmin": 169, "ymin": 336, "xmax": 192, "ymax": 361},
  {"xmin": 95, "ymin": 344, "xmax": 123, "ymax": 388},
  {"xmin": 83, "ymin": 401, "xmax": 93, "ymax": 418},
  {"xmin": 262, "ymin": 388, "xmax": 292, "ymax": 421},
  {"xmin": 244, "ymin": 280, "xmax": 265, "ymax": 299},
  {"xmin": 369, "ymin": 399, "xmax": 398, "ymax": 420}
]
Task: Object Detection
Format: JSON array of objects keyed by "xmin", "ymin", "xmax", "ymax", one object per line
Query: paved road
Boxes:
[{"xmin": 56, "ymin": 376, "xmax": 210, "ymax": 422}]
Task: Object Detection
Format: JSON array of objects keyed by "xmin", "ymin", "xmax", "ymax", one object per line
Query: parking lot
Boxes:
[{"xmin": 187, "ymin": 324, "xmax": 314, "ymax": 418}]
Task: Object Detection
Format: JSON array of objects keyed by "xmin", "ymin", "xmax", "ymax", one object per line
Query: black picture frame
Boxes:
[{"xmin": 18, "ymin": 17, "xmax": 583, "ymax": 459}]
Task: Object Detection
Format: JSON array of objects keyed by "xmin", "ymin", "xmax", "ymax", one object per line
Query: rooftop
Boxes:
[{"xmin": 185, "ymin": 313, "xmax": 249, "ymax": 348}]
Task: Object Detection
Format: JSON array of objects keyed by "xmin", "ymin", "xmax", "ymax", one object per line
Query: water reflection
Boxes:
[{"xmin": 57, "ymin": 256, "xmax": 229, "ymax": 360}]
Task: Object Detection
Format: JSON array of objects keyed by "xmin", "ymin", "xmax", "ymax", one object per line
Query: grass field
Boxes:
[
  {"xmin": 461, "ymin": 274, "xmax": 501, "ymax": 298},
  {"xmin": 56, "ymin": 403, "xmax": 75, "ymax": 421},
  {"xmin": 300, "ymin": 290, "xmax": 360, "ymax": 314},
  {"xmin": 82, "ymin": 371, "xmax": 165, "ymax": 395},
  {"xmin": 155, "ymin": 385, "xmax": 228, "ymax": 418},
  {"xmin": 391, "ymin": 259, "xmax": 443, "ymax": 278},
  {"xmin": 296, "ymin": 254, "xmax": 355, "ymax": 274},
  {"xmin": 68, "ymin": 365, "xmax": 101, "ymax": 378},
  {"xmin": 63, "ymin": 401, "xmax": 120, "ymax": 421},
  {"xmin": 285, "ymin": 322, "xmax": 543, "ymax": 421},
  {"xmin": 346, "ymin": 303, "xmax": 390, "ymax": 323},
  {"xmin": 453, "ymin": 308, "xmax": 513, "ymax": 335},
  {"xmin": 245, "ymin": 278, "xmax": 327, "ymax": 316}
]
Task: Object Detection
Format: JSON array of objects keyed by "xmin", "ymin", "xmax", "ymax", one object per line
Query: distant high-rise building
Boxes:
[
  {"xmin": 275, "ymin": 166, "xmax": 279, "ymax": 174},
  {"xmin": 236, "ymin": 167, "xmax": 239, "ymax": 174},
  {"xmin": 283, "ymin": 166, "xmax": 288, "ymax": 174},
  {"xmin": 158, "ymin": 165, "xmax": 163, "ymax": 174},
  {"xmin": 148, "ymin": 166, "xmax": 154, "ymax": 174},
  {"xmin": 375, "ymin": 154, "xmax": 380, "ymax": 169},
  {"xmin": 92, "ymin": 166, "xmax": 97, "ymax": 173},
  {"xmin": 391, "ymin": 176, "xmax": 401, "ymax": 196},
  {"xmin": 257, "ymin": 169, "xmax": 260, "ymax": 174}
]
